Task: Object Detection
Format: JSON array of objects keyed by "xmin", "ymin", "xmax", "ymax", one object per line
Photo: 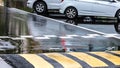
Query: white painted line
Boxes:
[
  {"xmin": 81, "ymin": 36, "xmax": 95, "ymax": 38},
  {"xmin": 103, "ymin": 34, "xmax": 119, "ymax": 37},
  {"xmin": 81, "ymin": 34, "xmax": 100, "ymax": 38},
  {"xmin": 59, "ymin": 36, "xmax": 73, "ymax": 39},
  {"xmin": 34, "ymin": 36, "xmax": 50, "ymax": 39},
  {"xmin": 0, "ymin": 36, "xmax": 10, "ymax": 38},
  {"xmin": 103, "ymin": 34, "xmax": 120, "ymax": 39},
  {"xmin": 0, "ymin": 34, "xmax": 118, "ymax": 40},
  {"xmin": 21, "ymin": 35, "xmax": 34, "ymax": 38},
  {"xmin": 67, "ymin": 35, "xmax": 79, "ymax": 37},
  {"xmin": 88, "ymin": 34, "xmax": 101, "ymax": 36},
  {"xmin": 11, "ymin": 37, "xmax": 25, "ymax": 40},
  {"xmin": 44, "ymin": 35, "xmax": 57, "ymax": 37}
]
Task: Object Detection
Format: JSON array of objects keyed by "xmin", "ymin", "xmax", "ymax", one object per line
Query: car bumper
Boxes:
[{"xmin": 27, "ymin": 0, "xmax": 36, "ymax": 8}]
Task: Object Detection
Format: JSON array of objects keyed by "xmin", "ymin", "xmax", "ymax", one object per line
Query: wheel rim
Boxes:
[
  {"xmin": 66, "ymin": 8, "xmax": 76, "ymax": 18},
  {"xmin": 35, "ymin": 3, "xmax": 45, "ymax": 13}
]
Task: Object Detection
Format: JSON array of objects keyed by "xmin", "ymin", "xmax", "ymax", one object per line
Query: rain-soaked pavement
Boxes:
[
  {"xmin": 0, "ymin": 7, "xmax": 120, "ymax": 53},
  {"xmin": 1, "ymin": 1, "xmax": 120, "ymax": 68}
]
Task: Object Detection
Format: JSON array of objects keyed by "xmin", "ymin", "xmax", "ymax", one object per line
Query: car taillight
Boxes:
[{"xmin": 61, "ymin": 0, "xmax": 64, "ymax": 2}]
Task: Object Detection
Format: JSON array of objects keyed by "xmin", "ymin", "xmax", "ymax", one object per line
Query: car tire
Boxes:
[
  {"xmin": 116, "ymin": 10, "xmax": 120, "ymax": 21},
  {"xmin": 114, "ymin": 10, "xmax": 120, "ymax": 33},
  {"xmin": 33, "ymin": 1, "xmax": 47, "ymax": 14},
  {"xmin": 114, "ymin": 22, "xmax": 120, "ymax": 33},
  {"xmin": 65, "ymin": 7, "xmax": 78, "ymax": 19}
]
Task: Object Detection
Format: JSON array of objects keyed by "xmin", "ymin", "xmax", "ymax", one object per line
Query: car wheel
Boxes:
[
  {"xmin": 116, "ymin": 10, "xmax": 120, "ymax": 21},
  {"xmin": 33, "ymin": 1, "xmax": 47, "ymax": 14},
  {"xmin": 114, "ymin": 10, "xmax": 120, "ymax": 33},
  {"xmin": 65, "ymin": 7, "xmax": 78, "ymax": 19},
  {"xmin": 114, "ymin": 22, "xmax": 120, "ymax": 33}
]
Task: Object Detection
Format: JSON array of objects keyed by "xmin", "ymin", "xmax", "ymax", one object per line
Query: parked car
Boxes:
[
  {"xmin": 59, "ymin": 0, "xmax": 120, "ymax": 19},
  {"xmin": 27, "ymin": 0, "xmax": 63, "ymax": 14}
]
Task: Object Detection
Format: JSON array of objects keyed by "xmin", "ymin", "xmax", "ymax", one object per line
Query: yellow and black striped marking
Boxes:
[
  {"xmin": 19, "ymin": 54, "xmax": 54, "ymax": 68},
  {"xmin": 88, "ymin": 52, "xmax": 120, "ymax": 67},
  {"xmin": 1, "ymin": 51, "xmax": 120, "ymax": 68},
  {"xmin": 68, "ymin": 52, "xmax": 108, "ymax": 68}
]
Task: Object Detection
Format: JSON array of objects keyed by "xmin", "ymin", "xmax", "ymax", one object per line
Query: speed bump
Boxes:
[
  {"xmin": 88, "ymin": 52, "xmax": 120, "ymax": 67},
  {"xmin": 18, "ymin": 51, "xmax": 120, "ymax": 68},
  {"xmin": 19, "ymin": 54, "xmax": 54, "ymax": 68},
  {"xmin": 67, "ymin": 52, "xmax": 108, "ymax": 67}
]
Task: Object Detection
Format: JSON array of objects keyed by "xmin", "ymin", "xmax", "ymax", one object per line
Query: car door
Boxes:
[
  {"xmin": 44, "ymin": 0, "xmax": 61, "ymax": 9},
  {"xmin": 76, "ymin": 0, "xmax": 94, "ymax": 16},
  {"xmin": 91, "ymin": 0, "xmax": 117, "ymax": 17}
]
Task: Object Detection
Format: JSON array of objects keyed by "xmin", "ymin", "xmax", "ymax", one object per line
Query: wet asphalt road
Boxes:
[
  {"xmin": 7, "ymin": 8, "xmax": 120, "ymax": 52},
  {"xmin": 0, "ymin": 54, "xmax": 34, "ymax": 68},
  {"xmin": 0, "ymin": 8, "xmax": 120, "ymax": 53},
  {"xmin": 48, "ymin": 13, "xmax": 119, "ymax": 34},
  {"xmin": 0, "ymin": 57, "xmax": 12, "ymax": 68},
  {"xmin": 1, "ymin": 7, "xmax": 120, "ymax": 67}
]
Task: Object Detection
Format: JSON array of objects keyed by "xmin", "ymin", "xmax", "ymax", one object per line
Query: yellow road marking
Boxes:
[
  {"xmin": 111, "ymin": 51, "xmax": 120, "ymax": 55},
  {"xmin": 19, "ymin": 54, "xmax": 54, "ymax": 68},
  {"xmin": 90, "ymin": 52, "xmax": 120, "ymax": 66},
  {"xmin": 44, "ymin": 53, "xmax": 82, "ymax": 68},
  {"xmin": 68, "ymin": 52, "xmax": 108, "ymax": 67}
]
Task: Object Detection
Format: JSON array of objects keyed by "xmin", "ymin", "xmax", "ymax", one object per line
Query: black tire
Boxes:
[
  {"xmin": 115, "ymin": 10, "xmax": 120, "ymax": 21},
  {"xmin": 65, "ymin": 7, "xmax": 78, "ymax": 19},
  {"xmin": 33, "ymin": 1, "xmax": 47, "ymax": 14},
  {"xmin": 114, "ymin": 22, "xmax": 120, "ymax": 33},
  {"xmin": 114, "ymin": 10, "xmax": 120, "ymax": 33}
]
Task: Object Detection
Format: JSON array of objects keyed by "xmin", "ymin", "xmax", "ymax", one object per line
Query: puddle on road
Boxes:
[{"xmin": 0, "ymin": 1, "xmax": 120, "ymax": 54}]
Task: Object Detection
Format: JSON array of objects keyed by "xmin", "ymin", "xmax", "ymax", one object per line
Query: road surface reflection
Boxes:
[{"xmin": 0, "ymin": 8, "xmax": 120, "ymax": 53}]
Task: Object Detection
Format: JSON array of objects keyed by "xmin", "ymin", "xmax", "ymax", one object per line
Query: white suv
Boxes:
[
  {"xmin": 60, "ymin": 0, "xmax": 120, "ymax": 19},
  {"xmin": 27, "ymin": 0, "xmax": 63, "ymax": 14}
]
